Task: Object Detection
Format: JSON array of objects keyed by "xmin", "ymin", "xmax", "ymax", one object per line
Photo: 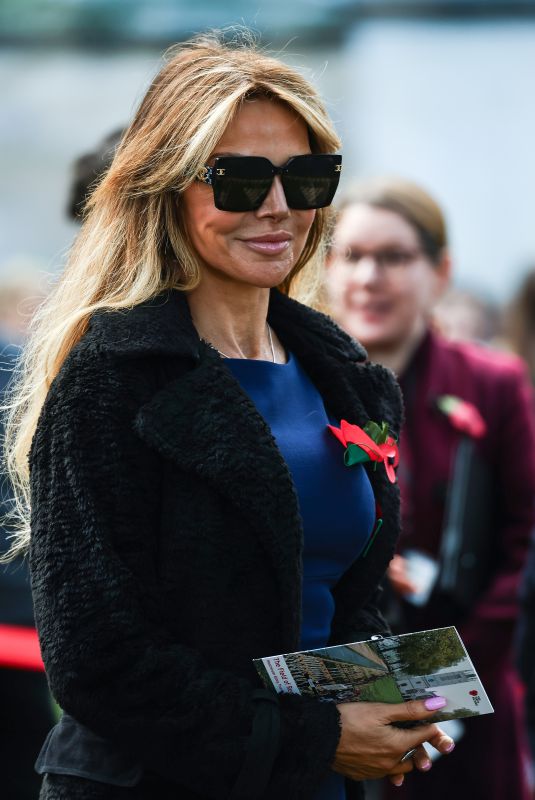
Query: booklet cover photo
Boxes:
[{"xmin": 253, "ymin": 626, "xmax": 493, "ymax": 722}]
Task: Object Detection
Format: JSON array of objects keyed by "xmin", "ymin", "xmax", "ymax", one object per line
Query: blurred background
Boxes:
[{"xmin": 2, "ymin": 0, "xmax": 535, "ymax": 319}]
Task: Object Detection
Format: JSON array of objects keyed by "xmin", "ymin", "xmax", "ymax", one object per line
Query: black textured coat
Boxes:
[{"xmin": 30, "ymin": 289, "xmax": 402, "ymax": 800}]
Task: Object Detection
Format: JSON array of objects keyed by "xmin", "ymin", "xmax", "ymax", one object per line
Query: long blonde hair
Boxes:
[{"xmin": 3, "ymin": 30, "xmax": 341, "ymax": 556}]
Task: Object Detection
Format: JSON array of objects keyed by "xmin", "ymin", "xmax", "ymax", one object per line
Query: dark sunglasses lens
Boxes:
[
  {"xmin": 283, "ymin": 155, "xmax": 342, "ymax": 209},
  {"xmin": 212, "ymin": 157, "xmax": 273, "ymax": 212}
]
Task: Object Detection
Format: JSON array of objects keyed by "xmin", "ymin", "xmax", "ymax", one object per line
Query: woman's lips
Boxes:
[
  {"xmin": 241, "ymin": 234, "xmax": 292, "ymax": 255},
  {"xmin": 348, "ymin": 297, "xmax": 393, "ymax": 320}
]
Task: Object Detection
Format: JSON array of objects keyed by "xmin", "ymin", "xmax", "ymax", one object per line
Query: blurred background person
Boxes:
[
  {"xmin": 0, "ymin": 269, "xmax": 53, "ymax": 799},
  {"xmin": 66, "ymin": 128, "xmax": 124, "ymax": 221},
  {"xmin": 325, "ymin": 177, "xmax": 535, "ymax": 800}
]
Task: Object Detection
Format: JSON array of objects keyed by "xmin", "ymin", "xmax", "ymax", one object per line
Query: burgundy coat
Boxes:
[{"xmin": 387, "ymin": 329, "xmax": 535, "ymax": 800}]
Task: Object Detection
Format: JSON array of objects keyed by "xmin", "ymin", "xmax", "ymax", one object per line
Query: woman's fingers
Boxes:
[
  {"xmin": 382, "ymin": 698, "xmax": 456, "ymax": 755},
  {"xmin": 383, "ymin": 695, "xmax": 448, "ymax": 723},
  {"xmin": 332, "ymin": 699, "xmax": 455, "ymax": 782},
  {"xmin": 427, "ymin": 728, "xmax": 456, "ymax": 754},
  {"xmin": 389, "ymin": 745, "xmax": 431, "ymax": 788},
  {"xmin": 411, "ymin": 744, "xmax": 432, "ymax": 772}
]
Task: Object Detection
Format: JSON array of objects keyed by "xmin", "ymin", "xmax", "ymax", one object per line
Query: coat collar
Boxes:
[{"xmin": 90, "ymin": 290, "xmax": 400, "ymax": 649}]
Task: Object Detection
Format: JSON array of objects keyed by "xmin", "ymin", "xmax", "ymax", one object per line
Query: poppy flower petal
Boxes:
[
  {"xmin": 340, "ymin": 419, "xmax": 368, "ymax": 445},
  {"xmin": 327, "ymin": 424, "xmax": 347, "ymax": 447},
  {"xmin": 384, "ymin": 459, "xmax": 396, "ymax": 483}
]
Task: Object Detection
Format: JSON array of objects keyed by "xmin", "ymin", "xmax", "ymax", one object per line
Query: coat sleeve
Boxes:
[
  {"xmin": 459, "ymin": 360, "xmax": 535, "ymax": 677},
  {"xmin": 29, "ymin": 347, "xmax": 341, "ymax": 799}
]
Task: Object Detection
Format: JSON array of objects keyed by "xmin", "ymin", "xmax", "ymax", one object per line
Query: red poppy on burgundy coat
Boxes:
[{"xmin": 385, "ymin": 328, "xmax": 535, "ymax": 800}]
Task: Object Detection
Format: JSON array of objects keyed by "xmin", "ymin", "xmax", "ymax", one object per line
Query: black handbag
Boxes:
[{"xmin": 436, "ymin": 436, "xmax": 493, "ymax": 613}]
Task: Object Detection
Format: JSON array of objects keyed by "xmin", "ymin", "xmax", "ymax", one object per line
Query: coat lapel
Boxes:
[{"xmin": 135, "ymin": 343, "xmax": 304, "ymax": 649}]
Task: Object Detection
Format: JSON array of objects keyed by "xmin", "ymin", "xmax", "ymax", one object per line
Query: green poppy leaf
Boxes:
[
  {"xmin": 344, "ymin": 444, "xmax": 370, "ymax": 466},
  {"xmin": 364, "ymin": 419, "xmax": 389, "ymax": 444}
]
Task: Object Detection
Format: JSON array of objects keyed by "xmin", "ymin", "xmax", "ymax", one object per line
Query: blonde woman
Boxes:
[{"xmin": 6, "ymin": 35, "xmax": 454, "ymax": 800}]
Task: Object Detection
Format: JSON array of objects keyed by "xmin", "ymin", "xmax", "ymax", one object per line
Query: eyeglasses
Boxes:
[
  {"xmin": 196, "ymin": 154, "xmax": 342, "ymax": 212},
  {"xmin": 335, "ymin": 247, "xmax": 423, "ymax": 271}
]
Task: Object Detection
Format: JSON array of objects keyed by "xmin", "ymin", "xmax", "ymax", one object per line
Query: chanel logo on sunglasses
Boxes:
[{"xmin": 196, "ymin": 154, "xmax": 342, "ymax": 212}]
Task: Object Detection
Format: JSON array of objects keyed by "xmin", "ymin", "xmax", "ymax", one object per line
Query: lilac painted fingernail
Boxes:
[
  {"xmin": 444, "ymin": 741, "xmax": 455, "ymax": 753},
  {"xmin": 424, "ymin": 696, "xmax": 447, "ymax": 710}
]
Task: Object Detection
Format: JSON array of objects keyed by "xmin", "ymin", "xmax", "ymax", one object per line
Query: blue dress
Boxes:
[{"xmin": 227, "ymin": 351, "xmax": 376, "ymax": 800}]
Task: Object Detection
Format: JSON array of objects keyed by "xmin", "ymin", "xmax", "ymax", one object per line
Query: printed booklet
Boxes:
[{"xmin": 253, "ymin": 626, "xmax": 493, "ymax": 722}]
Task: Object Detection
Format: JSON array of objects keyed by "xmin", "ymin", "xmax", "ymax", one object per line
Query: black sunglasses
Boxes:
[{"xmin": 196, "ymin": 154, "xmax": 342, "ymax": 212}]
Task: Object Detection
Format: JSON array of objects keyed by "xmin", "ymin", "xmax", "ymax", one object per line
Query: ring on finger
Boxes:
[{"xmin": 400, "ymin": 747, "xmax": 418, "ymax": 763}]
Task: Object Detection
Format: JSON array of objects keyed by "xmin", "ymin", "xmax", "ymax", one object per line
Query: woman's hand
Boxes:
[
  {"xmin": 388, "ymin": 554, "xmax": 417, "ymax": 596},
  {"xmin": 332, "ymin": 697, "xmax": 455, "ymax": 787}
]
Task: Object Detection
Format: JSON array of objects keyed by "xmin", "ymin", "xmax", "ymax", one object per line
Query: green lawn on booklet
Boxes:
[{"xmin": 358, "ymin": 675, "xmax": 404, "ymax": 704}]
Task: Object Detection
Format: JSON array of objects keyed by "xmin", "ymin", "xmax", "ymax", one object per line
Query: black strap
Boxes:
[
  {"xmin": 227, "ymin": 690, "xmax": 280, "ymax": 800},
  {"xmin": 438, "ymin": 436, "xmax": 473, "ymax": 593}
]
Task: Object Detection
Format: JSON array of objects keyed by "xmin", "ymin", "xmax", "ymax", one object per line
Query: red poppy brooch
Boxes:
[
  {"xmin": 328, "ymin": 419, "xmax": 399, "ymax": 483},
  {"xmin": 436, "ymin": 395, "xmax": 487, "ymax": 439}
]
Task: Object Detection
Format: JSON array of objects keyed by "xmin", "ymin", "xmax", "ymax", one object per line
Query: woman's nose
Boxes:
[
  {"xmin": 256, "ymin": 175, "xmax": 290, "ymax": 219},
  {"xmin": 352, "ymin": 255, "xmax": 382, "ymax": 286}
]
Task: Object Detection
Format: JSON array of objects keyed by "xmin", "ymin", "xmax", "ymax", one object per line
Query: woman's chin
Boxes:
[{"xmin": 341, "ymin": 313, "xmax": 393, "ymax": 348}]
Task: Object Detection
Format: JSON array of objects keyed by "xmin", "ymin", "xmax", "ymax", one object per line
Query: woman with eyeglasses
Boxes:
[
  {"xmin": 4, "ymin": 37, "xmax": 455, "ymax": 800},
  {"xmin": 327, "ymin": 177, "xmax": 535, "ymax": 800}
]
